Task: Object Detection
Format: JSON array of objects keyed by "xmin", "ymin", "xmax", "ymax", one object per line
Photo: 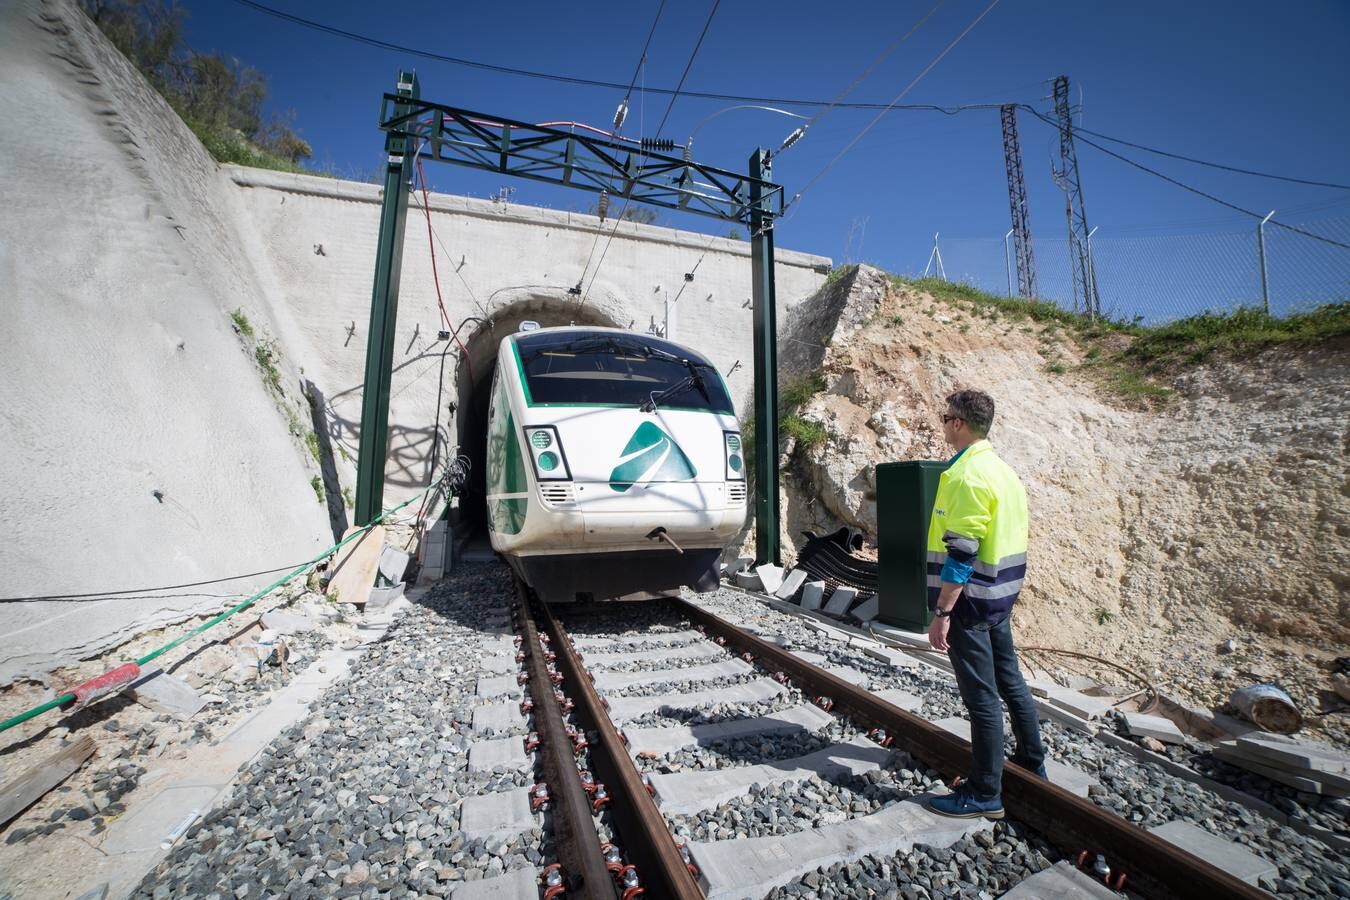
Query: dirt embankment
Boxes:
[{"xmin": 778, "ymin": 265, "xmax": 1349, "ymax": 746}]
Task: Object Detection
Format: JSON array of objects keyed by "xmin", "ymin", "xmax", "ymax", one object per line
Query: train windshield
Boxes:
[{"xmin": 515, "ymin": 332, "xmax": 734, "ymax": 413}]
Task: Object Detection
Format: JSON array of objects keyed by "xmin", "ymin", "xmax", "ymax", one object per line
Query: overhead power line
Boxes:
[
  {"xmin": 1067, "ymin": 123, "xmax": 1350, "ymax": 192},
  {"xmin": 787, "ymin": 0, "xmax": 1004, "ymax": 218},
  {"xmin": 583, "ymin": 0, "xmax": 721, "ymax": 300},
  {"xmin": 225, "ymin": 0, "xmax": 1009, "ymax": 113},
  {"xmin": 1024, "ymin": 108, "xmax": 1350, "ymax": 251}
]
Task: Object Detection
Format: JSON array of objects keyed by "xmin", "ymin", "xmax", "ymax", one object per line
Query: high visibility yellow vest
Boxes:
[{"xmin": 925, "ymin": 439, "xmax": 1029, "ymax": 621}]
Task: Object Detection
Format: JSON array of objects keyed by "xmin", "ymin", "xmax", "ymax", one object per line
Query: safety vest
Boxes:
[{"xmin": 925, "ymin": 439, "xmax": 1029, "ymax": 622}]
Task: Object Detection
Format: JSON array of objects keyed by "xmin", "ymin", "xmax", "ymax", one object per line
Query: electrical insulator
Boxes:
[
  {"xmin": 614, "ymin": 98, "xmax": 629, "ymax": 130},
  {"xmin": 779, "ymin": 125, "xmax": 807, "ymax": 152},
  {"xmin": 597, "ymin": 190, "xmax": 610, "ymax": 223},
  {"xmin": 639, "ymin": 137, "xmax": 676, "ymax": 153}
]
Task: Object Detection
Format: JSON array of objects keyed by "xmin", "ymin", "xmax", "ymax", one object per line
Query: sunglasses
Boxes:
[{"xmin": 941, "ymin": 414, "xmax": 963, "ymax": 424}]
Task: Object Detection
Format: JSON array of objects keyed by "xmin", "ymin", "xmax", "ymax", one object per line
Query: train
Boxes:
[{"xmin": 486, "ymin": 324, "xmax": 747, "ymax": 602}]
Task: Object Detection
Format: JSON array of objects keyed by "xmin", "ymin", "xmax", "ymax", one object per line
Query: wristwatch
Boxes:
[{"xmin": 934, "ymin": 607, "xmax": 953, "ymax": 618}]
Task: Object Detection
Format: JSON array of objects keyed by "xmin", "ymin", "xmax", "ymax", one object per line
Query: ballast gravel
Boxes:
[{"xmin": 133, "ymin": 564, "xmax": 549, "ymax": 899}]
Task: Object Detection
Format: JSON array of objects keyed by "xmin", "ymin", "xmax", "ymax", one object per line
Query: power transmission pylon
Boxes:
[
  {"xmin": 1050, "ymin": 75, "xmax": 1100, "ymax": 318},
  {"xmin": 1000, "ymin": 105, "xmax": 1038, "ymax": 299}
]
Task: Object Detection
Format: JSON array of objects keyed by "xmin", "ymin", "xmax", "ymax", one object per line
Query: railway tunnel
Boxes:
[{"xmin": 449, "ymin": 288, "xmax": 627, "ymax": 542}]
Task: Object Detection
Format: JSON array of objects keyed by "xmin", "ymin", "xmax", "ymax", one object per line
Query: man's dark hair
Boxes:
[{"xmin": 946, "ymin": 389, "xmax": 995, "ymax": 437}]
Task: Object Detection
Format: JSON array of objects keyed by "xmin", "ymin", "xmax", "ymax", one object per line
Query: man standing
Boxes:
[{"xmin": 925, "ymin": 389, "xmax": 1046, "ymax": 820}]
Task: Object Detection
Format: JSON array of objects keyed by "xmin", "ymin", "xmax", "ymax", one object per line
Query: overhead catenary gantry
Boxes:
[{"xmin": 354, "ymin": 71, "xmax": 787, "ymax": 566}]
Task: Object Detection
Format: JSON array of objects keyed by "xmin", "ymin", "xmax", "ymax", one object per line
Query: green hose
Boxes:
[{"xmin": 0, "ymin": 483, "xmax": 441, "ymax": 735}]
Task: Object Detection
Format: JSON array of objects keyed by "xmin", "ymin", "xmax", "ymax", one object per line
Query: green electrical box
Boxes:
[{"xmin": 876, "ymin": 460, "xmax": 949, "ymax": 632}]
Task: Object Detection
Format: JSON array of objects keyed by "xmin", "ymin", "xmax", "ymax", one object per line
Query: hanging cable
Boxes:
[
  {"xmin": 783, "ymin": 0, "xmax": 1004, "ymax": 224},
  {"xmin": 1022, "ymin": 107, "xmax": 1350, "ymax": 251},
  {"xmin": 583, "ymin": 0, "xmax": 722, "ymax": 302},
  {"xmin": 414, "ymin": 154, "xmax": 475, "ymax": 384},
  {"xmin": 1063, "ymin": 122, "xmax": 1350, "ymax": 192}
]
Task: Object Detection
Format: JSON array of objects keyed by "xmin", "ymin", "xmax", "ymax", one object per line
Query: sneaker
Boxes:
[{"xmin": 927, "ymin": 785, "xmax": 1005, "ymax": 820}]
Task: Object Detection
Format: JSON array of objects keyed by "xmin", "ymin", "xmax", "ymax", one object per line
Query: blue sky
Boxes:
[{"xmin": 178, "ymin": 0, "xmax": 1350, "ymax": 313}]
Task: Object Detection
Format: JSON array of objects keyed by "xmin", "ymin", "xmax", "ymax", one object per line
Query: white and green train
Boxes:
[{"xmin": 486, "ymin": 325, "xmax": 747, "ymax": 602}]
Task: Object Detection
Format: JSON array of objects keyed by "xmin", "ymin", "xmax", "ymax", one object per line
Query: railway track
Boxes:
[
  {"xmin": 130, "ymin": 563, "xmax": 1344, "ymax": 899},
  {"xmin": 522, "ymin": 587, "xmax": 1292, "ymax": 899}
]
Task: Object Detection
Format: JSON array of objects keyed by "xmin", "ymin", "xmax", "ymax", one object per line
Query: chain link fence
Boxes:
[{"xmin": 917, "ymin": 215, "xmax": 1350, "ymax": 324}]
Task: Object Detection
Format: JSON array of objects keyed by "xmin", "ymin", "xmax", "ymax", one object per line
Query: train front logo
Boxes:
[{"xmin": 608, "ymin": 421, "xmax": 697, "ymax": 492}]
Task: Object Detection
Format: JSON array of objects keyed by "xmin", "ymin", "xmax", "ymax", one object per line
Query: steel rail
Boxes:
[
  {"xmin": 540, "ymin": 601, "xmax": 706, "ymax": 899},
  {"xmin": 672, "ymin": 597, "xmax": 1267, "ymax": 900},
  {"xmin": 512, "ymin": 578, "xmax": 616, "ymax": 897}
]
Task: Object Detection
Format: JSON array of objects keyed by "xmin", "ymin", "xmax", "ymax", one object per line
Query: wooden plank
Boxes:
[
  {"xmin": 325, "ymin": 524, "xmax": 385, "ymax": 606},
  {"xmin": 0, "ymin": 735, "xmax": 96, "ymax": 827}
]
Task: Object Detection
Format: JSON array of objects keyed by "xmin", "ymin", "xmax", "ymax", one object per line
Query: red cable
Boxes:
[{"xmin": 414, "ymin": 154, "xmax": 474, "ymax": 386}]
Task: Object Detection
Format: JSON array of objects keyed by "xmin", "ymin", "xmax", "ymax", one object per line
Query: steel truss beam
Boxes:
[{"xmin": 378, "ymin": 95, "xmax": 785, "ymax": 225}]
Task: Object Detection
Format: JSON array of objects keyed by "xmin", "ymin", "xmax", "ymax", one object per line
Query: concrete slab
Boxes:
[
  {"xmin": 377, "ymin": 545, "xmax": 412, "ymax": 585},
  {"xmin": 1042, "ymin": 688, "xmax": 1113, "ymax": 720},
  {"xmin": 1123, "ymin": 712, "xmax": 1186, "ymax": 745},
  {"xmin": 850, "ymin": 594, "xmax": 880, "ymax": 622},
  {"xmin": 472, "ymin": 701, "xmax": 526, "ymax": 734},
  {"xmin": 690, "ymin": 796, "xmax": 987, "ymax": 899},
  {"xmin": 259, "ymin": 610, "xmax": 317, "ymax": 635},
  {"xmin": 459, "ymin": 790, "xmax": 535, "ymax": 841},
  {"xmin": 1233, "ymin": 732, "xmax": 1350, "ymax": 776},
  {"xmin": 934, "ymin": 718, "xmax": 1096, "ymax": 797},
  {"xmin": 1000, "ymin": 861, "xmax": 1121, "ymax": 899},
  {"xmin": 650, "ymin": 737, "xmax": 895, "ymax": 814},
  {"xmin": 874, "ymin": 689, "xmax": 923, "ymax": 713},
  {"xmin": 468, "ymin": 737, "xmax": 531, "ymax": 773},
  {"xmin": 582, "ymin": 642, "xmax": 723, "ymax": 668},
  {"xmin": 130, "ymin": 668, "xmax": 207, "ymax": 719},
  {"xmin": 734, "ymin": 570, "xmax": 764, "ymax": 592},
  {"xmin": 823, "ymin": 586, "xmax": 858, "ymax": 616},
  {"xmin": 98, "ymin": 785, "xmax": 218, "ymax": 854},
  {"xmin": 626, "ymin": 704, "xmax": 834, "ymax": 755},
  {"xmin": 365, "ymin": 583, "xmax": 405, "ymax": 611},
  {"xmin": 789, "ymin": 650, "xmax": 828, "ymax": 666},
  {"xmin": 607, "ymin": 679, "xmax": 787, "ymax": 722},
  {"xmin": 573, "ymin": 629, "xmax": 702, "ymax": 649},
  {"xmin": 823, "ymin": 665, "xmax": 867, "ymax": 686},
  {"xmin": 1148, "ymin": 820, "xmax": 1278, "ymax": 886},
  {"xmin": 800, "ymin": 581, "xmax": 825, "ymax": 611},
  {"xmin": 1212, "ymin": 743, "xmax": 1350, "ymax": 797},
  {"xmin": 774, "ymin": 569, "xmax": 808, "ymax": 601},
  {"xmin": 756, "ymin": 564, "xmax": 785, "ymax": 594},
  {"xmin": 593, "ymin": 658, "xmax": 751, "ymax": 691},
  {"xmin": 450, "ymin": 866, "xmax": 540, "ymax": 899},
  {"xmin": 479, "ymin": 652, "xmax": 516, "ymax": 675},
  {"xmin": 477, "ymin": 674, "xmax": 522, "ymax": 699},
  {"xmin": 864, "ymin": 645, "xmax": 919, "ymax": 669}
]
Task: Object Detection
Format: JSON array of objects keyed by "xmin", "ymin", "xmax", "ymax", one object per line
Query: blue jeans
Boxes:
[{"xmin": 947, "ymin": 613, "xmax": 1045, "ymax": 800}]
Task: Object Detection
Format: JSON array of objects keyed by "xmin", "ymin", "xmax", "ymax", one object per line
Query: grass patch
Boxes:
[
  {"xmin": 305, "ymin": 430, "xmax": 322, "ymax": 464},
  {"xmin": 823, "ymin": 264, "xmax": 858, "ymax": 290},
  {"xmin": 255, "ymin": 341, "xmax": 283, "ymax": 395},
  {"xmin": 890, "ymin": 276, "xmax": 1119, "ymax": 331},
  {"xmin": 189, "ymin": 120, "xmax": 321, "ymax": 177},
  {"xmin": 309, "ymin": 475, "xmax": 325, "ymax": 504},
  {"xmin": 1095, "ymin": 607, "xmax": 1114, "ymax": 625},
  {"xmin": 782, "ymin": 415, "xmax": 827, "ymax": 449},
  {"xmin": 230, "ymin": 308, "xmax": 254, "ymax": 338},
  {"xmin": 1123, "ymin": 303, "xmax": 1349, "ymax": 370},
  {"xmin": 1044, "ymin": 361, "xmax": 1068, "ymax": 375},
  {"xmin": 782, "ymin": 371, "xmax": 827, "ymax": 412}
]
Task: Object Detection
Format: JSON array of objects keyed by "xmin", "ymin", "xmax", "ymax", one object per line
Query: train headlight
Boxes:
[
  {"xmin": 724, "ymin": 431, "xmax": 745, "ymax": 481},
  {"xmin": 525, "ymin": 426, "xmax": 571, "ymax": 481}
]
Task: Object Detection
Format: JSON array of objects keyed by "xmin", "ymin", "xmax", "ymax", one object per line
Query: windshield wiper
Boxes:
[{"xmin": 641, "ymin": 363, "xmax": 712, "ymax": 412}]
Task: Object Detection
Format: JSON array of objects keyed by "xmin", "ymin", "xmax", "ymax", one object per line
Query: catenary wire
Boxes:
[
  {"xmin": 781, "ymin": 0, "xmax": 1004, "ymax": 227},
  {"xmin": 1065, "ymin": 122, "xmax": 1350, "ymax": 192},
  {"xmin": 1023, "ymin": 108, "xmax": 1350, "ymax": 251},
  {"xmin": 224, "ymin": 0, "xmax": 1009, "ymax": 114},
  {"xmin": 574, "ymin": 0, "xmax": 669, "ymax": 298},
  {"xmin": 582, "ymin": 0, "xmax": 722, "ymax": 301}
]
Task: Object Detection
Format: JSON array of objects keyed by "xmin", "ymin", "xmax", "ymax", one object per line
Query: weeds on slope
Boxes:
[{"xmin": 886, "ymin": 275, "xmax": 1348, "ymax": 407}]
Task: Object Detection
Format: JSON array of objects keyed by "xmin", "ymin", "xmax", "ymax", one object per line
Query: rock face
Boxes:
[{"xmin": 772, "ymin": 269, "xmax": 1349, "ymax": 746}]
